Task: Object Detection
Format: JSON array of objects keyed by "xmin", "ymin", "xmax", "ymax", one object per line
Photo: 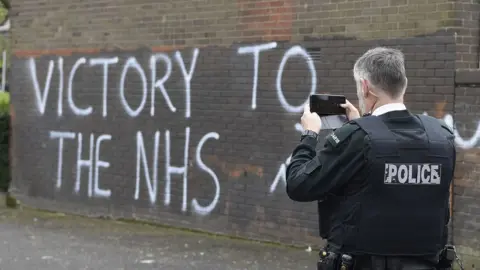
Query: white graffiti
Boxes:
[
  {"xmin": 29, "ymin": 58, "xmax": 55, "ymax": 115},
  {"xmin": 57, "ymin": 57, "xmax": 64, "ymax": 116},
  {"xmin": 29, "ymin": 49, "xmax": 200, "ymax": 118},
  {"xmin": 191, "ymin": 132, "xmax": 221, "ymax": 216},
  {"xmin": 49, "ymin": 131, "xmax": 75, "ymax": 189},
  {"xmin": 134, "ymin": 131, "xmax": 160, "ymax": 206},
  {"xmin": 50, "ymin": 128, "xmax": 221, "ymax": 214},
  {"xmin": 28, "ymin": 42, "xmax": 480, "ymax": 220},
  {"xmin": 27, "ymin": 43, "xmax": 325, "ymax": 215},
  {"xmin": 119, "ymin": 57, "xmax": 148, "ymax": 117},
  {"xmin": 269, "ymin": 123, "xmax": 304, "ymax": 193},
  {"xmin": 132, "ymin": 128, "xmax": 220, "ymax": 214},
  {"xmin": 150, "ymin": 53, "xmax": 174, "ymax": 116},
  {"xmin": 163, "ymin": 128, "xmax": 190, "ymax": 211},
  {"xmin": 89, "ymin": 57, "xmax": 119, "ymax": 117},
  {"xmin": 276, "ymin": 46, "xmax": 317, "ymax": 113},
  {"xmin": 237, "ymin": 42, "xmax": 277, "ymax": 110},
  {"xmin": 32, "ymin": 48, "xmax": 220, "ymax": 215},
  {"xmin": 49, "ymin": 131, "xmax": 112, "ymax": 198},
  {"xmin": 423, "ymin": 112, "xmax": 480, "ymax": 149},
  {"xmin": 132, "ymin": 127, "xmax": 220, "ymax": 213},
  {"xmin": 174, "ymin": 49, "xmax": 199, "ymax": 119},
  {"xmin": 94, "ymin": 134, "xmax": 112, "ymax": 198},
  {"xmin": 68, "ymin": 57, "xmax": 92, "ymax": 116},
  {"xmin": 29, "ymin": 44, "xmax": 318, "ymax": 117},
  {"xmin": 133, "ymin": 128, "xmax": 219, "ymax": 212},
  {"xmin": 237, "ymin": 42, "xmax": 319, "ymax": 194},
  {"xmin": 237, "ymin": 42, "xmax": 317, "ymax": 113}
]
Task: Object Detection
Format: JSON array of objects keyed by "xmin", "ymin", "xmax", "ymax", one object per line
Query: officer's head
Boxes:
[{"xmin": 353, "ymin": 47, "xmax": 408, "ymax": 114}]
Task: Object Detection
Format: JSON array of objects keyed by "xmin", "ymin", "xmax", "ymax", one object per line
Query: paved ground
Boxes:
[{"xmin": 0, "ymin": 207, "xmax": 317, "ymax": 269}]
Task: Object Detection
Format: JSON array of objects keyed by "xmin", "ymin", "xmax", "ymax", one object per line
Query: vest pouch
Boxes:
[
  {"xmin": 340, "ymin": 224, "xmax": 358, "ymax": 252},
  {"xmin": 330, "ymin": 197, "xmax": 362, "ymax": 250},
  {"xmin": 318, "ymin": 198, "xmax": 334, "ymax": 239}
]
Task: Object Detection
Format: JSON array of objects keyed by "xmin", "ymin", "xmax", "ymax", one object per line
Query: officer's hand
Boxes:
[
  {"xmin": 340, "ymin": 100, "xmax": 360, "ymax": 120},
  {"xmin": 301, "ymin": 103, "xmax": 322, "ymax": 133}
]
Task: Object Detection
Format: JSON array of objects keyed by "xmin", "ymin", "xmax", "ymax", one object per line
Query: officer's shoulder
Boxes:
[
  {"xmin": 417, "ymin": 114, "xmax": 454, "ymax": 135},
  {"xmin": 325, "ymin": 121, "xmax": 363, "ymax": 148},
  {"xmin": 438, "ymin": 119, "xmax": 454, "ymax": 135}
]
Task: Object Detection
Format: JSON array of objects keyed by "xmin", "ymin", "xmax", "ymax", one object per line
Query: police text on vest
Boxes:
[{"xmin": 384, "ymin": 163, "xmax": 441, "ymax": 185}]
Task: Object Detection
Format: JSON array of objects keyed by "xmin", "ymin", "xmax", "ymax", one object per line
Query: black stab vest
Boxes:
[{"xmin": 328, "ymin": 114, "xmax": 454, "ymax": 256}]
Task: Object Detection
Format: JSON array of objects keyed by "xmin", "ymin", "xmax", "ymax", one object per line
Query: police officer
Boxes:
[{"xmin": 286, "ymin": 47, "xmax": 456, "ymax": 270}]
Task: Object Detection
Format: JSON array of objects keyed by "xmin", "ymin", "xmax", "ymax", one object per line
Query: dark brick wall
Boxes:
[
  {"xmin": 10, "ymin": 35, "xmax": 455, "ymax": 246},
  {"xmin": 8, "ymin": 0, "xmax": 480, "ymax": 268},
  {"xmin": 11, "ymin": 0, "xmax": 479, "ymax": 68},
  {"xmin": 451, "ymin": 70, "xmax": 480, "ymax": 266},
  {"xmin": 11, "ymin": 0, "xmax": 458, "ymax": 49},
  {"xmin": 453, "ymin": 0, "xmax": 480, "ymax": 69}
]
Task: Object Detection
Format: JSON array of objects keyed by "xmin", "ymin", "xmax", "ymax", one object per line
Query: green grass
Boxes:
[{"xmin": 0, "ymin": 91, "xmax": 9, "ymax": 115}]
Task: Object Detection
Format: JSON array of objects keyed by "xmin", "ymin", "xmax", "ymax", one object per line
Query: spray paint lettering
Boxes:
[
  {"xmin": 237, "ymin": 42, "xmax": 317, "ymax": 193},
  {"xmin": 269, "ymin": 123, "xmax": 304, "ymax": 193},
  {"xmin": 30, "ymin": 49, "xmax": 218, "ymax": 216},
  {"xmin": 237, "ymin": 42, "xmax": 317, "ymax": 113},
  {"xmin": 27, "ymin": 43, "xmax": 321, "ymax": 210},
  {"xmin": 25, "ymin": 43, "xmax": 480, "ymax": 217},
  {"xmin": 423, "ymin": 112, "xmax": 480, "ymax": 149}
]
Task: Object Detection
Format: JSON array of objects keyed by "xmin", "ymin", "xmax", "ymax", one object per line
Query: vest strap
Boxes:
[
  {"xmin": 352, "ymin": 116, "xmax": 398, "ymax": 156},
  {"xmin": 352, "ymin": 116, "xmax": 396, "ymax": 142},
  {"xmin": 415, "ymin": 114, "xmax": 448, "ymax": 143}
]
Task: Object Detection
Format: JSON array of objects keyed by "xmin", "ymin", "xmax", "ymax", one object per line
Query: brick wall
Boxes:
[
  {"xmin": 451, "ymin": 70, "xmax": 480, "ymax": 267},
  {"xmin": 8, "ymin": 0, "xmax": 480, "ymax": 268},
  {"xmin": 11, "ymin": 0, "xmax": 459, "ymax": 48},
  {"xmin": 453, "ymin": 0, "xmax": 480, "ymax": 69}
]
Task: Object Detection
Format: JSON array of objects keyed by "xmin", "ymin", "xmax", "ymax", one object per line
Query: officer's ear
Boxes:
[
  {"xmin": 362, "ymin": 80, "xmax": 379, "ymax": 98},
  {"xmin": 361, "ymin": 79, "xmax": 369, "ymax": 98}
]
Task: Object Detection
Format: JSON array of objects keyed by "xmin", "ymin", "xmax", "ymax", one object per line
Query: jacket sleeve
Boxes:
[{"xmin": 286, "ymin": 123, "xmax": 366, "ymax": 202}]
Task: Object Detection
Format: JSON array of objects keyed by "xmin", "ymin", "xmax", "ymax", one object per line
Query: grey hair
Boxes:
[{"xmin": 353, "ymin": 47, "xmax": 408, "ymax": 98}]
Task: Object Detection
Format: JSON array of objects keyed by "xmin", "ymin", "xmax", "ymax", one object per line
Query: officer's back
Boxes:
[
  {"xmin": 286, "ymin": 47, "xmax": 456, "ymax": 270},
  {"xmin": 329, "ymin": 110, "xmax": 453, "ymax": 259}
]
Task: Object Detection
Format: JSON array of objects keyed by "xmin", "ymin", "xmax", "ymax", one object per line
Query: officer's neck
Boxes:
[{"xmin": 371, "ymin": 97, "xmax": 404, "ymax": 113}]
